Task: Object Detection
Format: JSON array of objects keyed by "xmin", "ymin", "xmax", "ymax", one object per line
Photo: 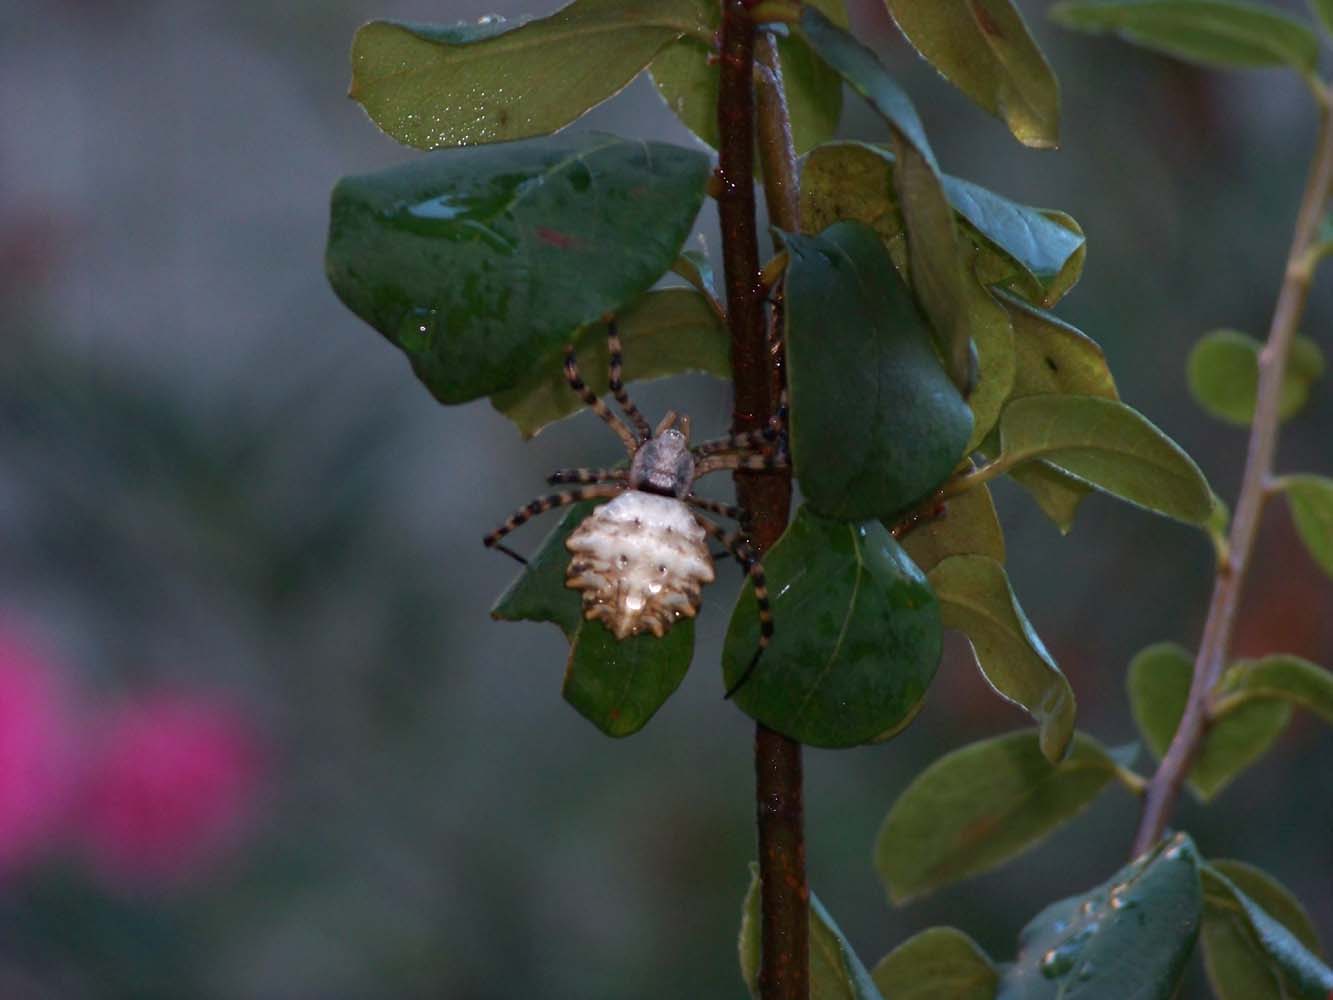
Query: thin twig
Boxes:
[{"xmin": 1131, "ymin": 83, "xmax": 1333, "ymax": 857}]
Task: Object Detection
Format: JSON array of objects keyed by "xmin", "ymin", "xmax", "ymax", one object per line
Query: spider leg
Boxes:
[
  {"xmin": 547, "ymin": 467, "xmax": 629, "ymax": 486},
  {"xmin": 691, "ymin": 392, "xmax": 787, "ymax": 457},
  {"xmin": 564, "ymin": 347, "xmax": 640, "ymax": 455},
  {"xmin": 693, "ymin": 448, "xmax": 789, "ymax": 480},
  {"xmin": 685, "ymin": 496, "xmax": 744, "ymax": 521},
  {"xmin": 696, "ymin": 516, "xmax": 773, "ymax": 699},
  {"xmin": 606, "ymin": 320, "xmax": 653, "ymax": 441},
  {"xmin": 483, "ymin": 484, "xmax": 624, "ymax": 564}
]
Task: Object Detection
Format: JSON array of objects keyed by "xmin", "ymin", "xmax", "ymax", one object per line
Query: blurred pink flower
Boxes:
[
  {"xmin": 77, "ymin": 693, "xmax": 264, "ymax": 890},
  {"xmin": 0, "ymin": 628, "xmax": 77, "ymax": 877}
]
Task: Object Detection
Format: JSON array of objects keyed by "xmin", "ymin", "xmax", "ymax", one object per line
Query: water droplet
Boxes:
[{"xmin": 626, "ymin": 593, "xmax": 645, "ymax": 612}]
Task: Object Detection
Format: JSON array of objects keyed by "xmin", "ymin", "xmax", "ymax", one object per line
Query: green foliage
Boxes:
[
  {"xmin": 784, "ymin": 222, "xmax": 972, "ymax": 521},
  {"xmin": 928, "ymin": 555, "xmax": 1076, "ymax": 762},
  {"xmin": 994, "ymin": 394, "xmax": 1213, "ymax": 523},
  {"xmin": 650, "ymin": 0, "xmax": 846, "ymax": 154},
  {"xmin": 722, "ymin": 506, "xmax": 942, "ymax": 748},
  {"xmin": 1050, "ymin": 0, "xmax": 1321, "ymax": 74},
  {"xmin": 874, "ymin": 731, "xmax": 1120, "ymax": 902},
  {"xmin": 1000, "ymin": 292, "xmax": 1118, "ymax": 401},
  {"xmin": 870, "ymin": 927, "xmax": 998, "ymax": 1000},
  {"xmin": 490, "ymin": 289, "xmax": 729, "ymax": 438},
  {"xmin": 1280, "ymin": 474, "xmax": 1333, "ymax": 577},
  {"xmin": 1127, "ymin": 643, "xmax": 1291, "ymax": 800},
  {"xmin": 1217, "ymin": 654, "xmax": 1333, "ymax": 722},
  {"xmin": 998, "ymin": 834, "xmax": 1202, "ymax": 999},
  {"xmin": 1201, "ymin": 862, "xmax": 1333, "ymax": 999},
  {"xmin": 881, "ymin": 0, "xmax": 1060, "ymax": 148},
  {"xmin": 1186, "ymin": 329, "xmax": 1324, "ymax": 426},
  {"xmin": 349, "ymin": 0, "xmax": 711, "ymax": 148},
  {"xmin": 899, "ymin": 480, "xmax": 1005, "ymax": 572},
  {"xmin": 739, "ymin": 867, "xmax": 884, "ymax": 1000},
  {"xmin": 325, "ymin": 133, "xmax": 709, "ymax": 404},
  {"xmin": 1312, "ymin": 0, "xmax": 1333, "ymax": 36}
]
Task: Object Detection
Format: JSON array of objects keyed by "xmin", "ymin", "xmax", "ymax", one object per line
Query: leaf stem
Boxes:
[
  {"xmin": 717, "ymin": 9, "xmax": 805, "ymax": 997},
  {"xmin": 1130, "ymin": 86, "xmax": 1333, "ymax": 858}
]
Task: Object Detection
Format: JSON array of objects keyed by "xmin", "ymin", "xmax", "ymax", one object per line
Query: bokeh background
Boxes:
[{"xmin": 0, "ymin": 0, "xmax": 1329, "ymax": 997}]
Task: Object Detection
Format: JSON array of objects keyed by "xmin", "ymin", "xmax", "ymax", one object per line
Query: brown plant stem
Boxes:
[
  {"xmin": 1131, "ymin": 84, "xmax": 1333, "ymax": 857},
  {"xmin": 717, "ymin": 5, "xmax": 804, "ymax": 998}
]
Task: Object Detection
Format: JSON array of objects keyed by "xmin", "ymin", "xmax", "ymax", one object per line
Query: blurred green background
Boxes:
[{"xmin": 0, "ymin": 0, "xmax": 1329, "ymax": 997}]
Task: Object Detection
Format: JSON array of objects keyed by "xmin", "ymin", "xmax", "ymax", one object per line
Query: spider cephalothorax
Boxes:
[{"xmin": 484, "ymin": 319, "xmax": 787, "ymax": 693}]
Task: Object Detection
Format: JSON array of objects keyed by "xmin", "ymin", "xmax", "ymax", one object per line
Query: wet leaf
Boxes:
[
  {"xmin": 1281, "ymin": 475, "xmax": 1333, "ymax": 577},
  {"xmin": 349, "ymin": 0, "xmax": 711, "ymax": 148},
  {"xmin": 326, "ymin": 133, "xmax": 710, "ymax": 404},
  {"xmin": 1050, "ymin": 0, "xmax": 1320, "ymax": 73},
  {"xmin": 997, "ymin": 833, "xmax": 1202, "ymax": 999},
  {"xmin": 1127, "ymin": 643, "xmax": 1291, "ymax": 800},
  {"xmin": 1186, "ymin": 329, "xmax": 1323, "ymax": 426},
  {"xmin": 490, "ymin": 289, "xmax": 729, "ymax": 437},
  {"xmin": 651, "ymin": 0, "xmax": 846, "ymax": 155},
  {"xmin": 996, "ymin": 394, "xmax": 1212, "ymax": 524},
  {"xmin": 929, "ymin": 555, "xmax": 1076, "ymax": 762},
  {"xmin": 740, "ymin": 866, "xmax": 885, "ymax": 1000},
  {"xmin": 998, "ymin": 292, "xmax": 1117, "ymax": 401},
  {"xmin": 722, "ymin": 506, "xmax": 942, "ymax": 748},
  {"xmin": 1217, "ymin": 655, "xmax": 1333, "ymax": 724},
  {"xmin": 1201, "ymin": 862, "xmax": 1333, "ymax": 1000},
  {"xmin": 898, "ymin": 480, "xmax": 1005, "ymax": 573},
  {"xmin": 871, "ymin": 927, "xmax": 999, "ymax": 1000},
  {"xmin": 875, "ymin": 730, "xmax": 1118, "ymax": 902},
  {"xmin": 883, "ymin": 0, "xmax": 1060, "ymax": 148},
  {"xmin": 785, "ymin": 222, "xmax": 972, "ymax": 521}
]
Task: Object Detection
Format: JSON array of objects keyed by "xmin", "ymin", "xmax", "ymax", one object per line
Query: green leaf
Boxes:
[
  {"xmin": 739, "ymin": 866, "xmax": 885, "ymax": 1000},
  {"xmin": 995, "ymin": 394, "xmax": 1213, "ymax": 524},
  {"xmin": 490, "ymin": 289, "xmax": 729, "ymax": 438},
  {"xmin": 883, "ymin": 0, "xmax": 1060, "ymax": 148},
  {"xmin": 965, "ymin": 291, "xmax": 1018, "ymax": 453},
  {"xmin": 998, "ymin": 291, "xmax": 1118, "ymax": 401},
  {"xmin": 1050, "ymin": 0, "xmax": 1320, "ymax": 74},
  {"xmin": 326, "ymin": 133, "xmax": 710, "ymax": 404},
  {"xmin": 874, "ymin": 730, "xmax": 1119, "ymax": 902},
  {"xmin": 1008, "ymin": 461, "xmax": 1094, "ymax": 534},
  {"xmin": 1027, "ymin": 210, "xmax": 1087, "ymax": 307},
  {"xmin": 1281, "ymin": 475, "xmax": 1333, "ymax": 577},
  {"xmin": 349, "ymin": 0, "xmax": 711, "ymax": 149},
  {"xmin": 1206, "ymin": 860, "xmax": 1324, "ymax": 954},
  {"xmin": 898, "ymin": 479, "xmax": 1006, "ymax": 573},
  {"xmin": 1201, "ymin": 863, "xmax": 1333, "ymax": 1000},
  {"xmin": 1127, "ymin": 643, "xmax": 1291, "ymax": 800},
  {"xmin": 871, "ymin": 927, "xmax": 999, "ymax": 1000},
  {"xmin": 1186, "ymin": 329, "xmax": 1324, "ymax": 426},
  {"xmin": 651, "ymin": 0, "xmax": 846, "ymax": 155},
  {"xmin": 928, "ymin": 555, "xmax": 1076, "ymax": 762},
  {"xmin": 672, "ymin": 249, "xmax": 719, "ymax": 302},
  {"xmin": 948, "ymin": 178, "xmax": 1087, "ymax": 294},
  {"xmin": 491, "ymin": 501, "xmax": 596, "ymax": 636},
  {"xmin": 997, "ymin": 833, "xmax": 1202, "ymax": 999},
  {"xmin": 1311, "ymin": 0, "xmax": 1333, "ymax": 37},
  {"xmin": 722, "ymin": 506, "xmax": 943, "ymax": 748},
  {"xmin": 794, "ymin": 10, "xmax": 974, "ymax": 387},
  {"xmin": 1217, "ymin": 655, "xmax": 1333, "ymax": 723},
  {"xmin": 785, "ymin": 222, "xmax": 972, "ymax": 521}
]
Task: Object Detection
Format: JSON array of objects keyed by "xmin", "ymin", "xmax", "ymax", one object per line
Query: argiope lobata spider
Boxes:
[{"xmin": 484, "ymin": 319, "xmax": 788, "ymax": 697}]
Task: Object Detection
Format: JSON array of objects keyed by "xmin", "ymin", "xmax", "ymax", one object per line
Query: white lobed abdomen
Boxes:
[{"xmin": 564, "ymin": 491, "xmax": 715, "ymax": 639}]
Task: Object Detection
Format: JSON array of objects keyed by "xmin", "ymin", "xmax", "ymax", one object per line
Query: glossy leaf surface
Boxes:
[
  {"xmin": 1127, "ymin": 643, "xmax": 1290, "ymax": 800},
  {"xmin": 349, "ymin": 0, "xmax": 710, "ymax": 148},
  {"xmin": 997, "ymin": 834, "xmax": 1202, "ymax": 1000},
  {"xmin": 996, "ymin": 394, "xmax": 1212, "ymax": 524},
  {"xmin": 1201, "ymin": 863, "xmax": 1333, "ymax": 1000},
  {"xmin": 740, "ymin": 866, "xmax": 884, "ymax": 1000},
  {"xmin": 899, "ymin": 480, "xmax": 1005, "ymax": 573},
  {"xmin": 1050, "ymin": 0, "xmax": 1320, "ymax": 73},
  {"xmin": 884, "ymin": 0, "xmax": 1060, "ymax": 147},
  {"xmin": 1282, "ymin": 475, "xmax": 1333, "ymax": 577},
  {"xmin": 929, "ymin": 555, "xmax": 1076, "ymax": 762},
  {"xmin": 785, "ymin": 222, "xmax": 972, "ymax": 520},
  {"xmin": 722, "ymin": 506, "xmax": 942, "ymax": 748},
  {"xmin": 872, "ymin": 927, "xmax": 998, "ymax": 1000},
  {"xmin": 1201, "ymin": 859, "xmax": 1326, "ymax": 1000},
  {"xmin": 650, "ymin": 0, "xmax": 846, "ymax": 155},
  {"xmin": 875, "ymin": 731, "xmax": 1118, "ymax": 902},
  {"xmin": 1218, "ymin": 654, "xmax": 1333, "ymax": 724},
  {"xmin": 326, "ymin": 133, "xmax": 710, "ymax": 404},
  {"xmin": 490, "ymin": 289, "xmax": 729, "ymax": 437},
  {"xmin": 1186, "ymin": 329, "xmax": 1323, "ymax": 426}
]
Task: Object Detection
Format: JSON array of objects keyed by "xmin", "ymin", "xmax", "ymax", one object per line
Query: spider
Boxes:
[{"xmin": 483, "ymin": 319, "xmax": 788, "ymax": 697}]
